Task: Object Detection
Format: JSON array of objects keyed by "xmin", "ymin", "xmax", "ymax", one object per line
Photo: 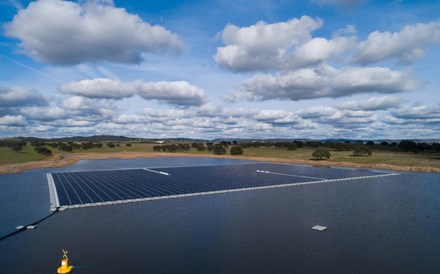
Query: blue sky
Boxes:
[{"xmin": 0, "ymin": 0, "xmax": 439, "ymax": 139}]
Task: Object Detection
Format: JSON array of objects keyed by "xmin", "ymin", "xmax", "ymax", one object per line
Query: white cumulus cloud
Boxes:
[
  {"xmin": 354, "ymin": 21, "xmax": 440, "ymax": 65},
  {"xmin": 340, "ymin": 96, "xmax": 403, "ymax": 111},
  {"xmin": 0, "ymin": 86, "xmax": 47, "ymax": 107},
  {"xmin": 214, "ymin": 16, "xmax": 323, "ymax": 71},
  {"xmin": 252, "ymin": 110, "xmax": 300, "ymax": 125},
  {"xmin": 136, "ymin": 81, "xmax": 205, "ymax": 106},
  {"xmin": 391, "ymin": 104, "xmax": 440, "ymax": 120},
  {"xmin": 228, "ymin": 64, "xmax": 418, "ymax": 102},
  {"xmin": 284, "ymin": 36, "xmax": 356, "ymax": 70},
  {"xmin": 4, "ymin": 0, "xmax": 184, "ymax": 64},
  {"xmin": 62, "ymin": 96, "xmax": 97, "ymax": 110},
  {"xmin": 0, "ymin": 115, "xmax": 26, "ymax": 126},
  {"xmin": 60, "ymin": 78, "xmax": 205, "ymax": 106}
]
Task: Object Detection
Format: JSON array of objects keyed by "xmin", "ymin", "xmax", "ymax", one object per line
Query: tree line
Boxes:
[
  {"xmin": 153, "ymin": 142, "xmax": 244, "ymax": 155},
  {"xmin": 3, "ymin": 138, "xmax": 440, "ymax": 159}
]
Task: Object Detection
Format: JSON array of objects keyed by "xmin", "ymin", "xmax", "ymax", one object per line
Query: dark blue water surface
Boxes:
[{"xmin": 0, "ymin": 157, "xmax": 439, "ymax": 273}]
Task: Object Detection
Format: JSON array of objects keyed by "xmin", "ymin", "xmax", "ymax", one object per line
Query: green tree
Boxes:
[
  {"xmin": 178, "ymin": 143, "xmax": 191, "ymax": 151},
  {"xmin": 312, "ymin": 148, "xmax": 331, "ymax": 160},
  {"xmin": 230, "ymin": 145, "xmax": 243, "ymax": 155},
  {"xmin": 167, "ymin": 144, "xmax": 178, "ymax": 152},
  {"xmin": 213, "ymin": 144, "xmax": 226, "ymax": 155},
  {"xmin": 352, "ymin": 146, "xmax": 372, "ymax": 156},
  {"xmin": 30, "ymin": 141, "xmax": 46, "ymax": 147},
  {"xmin": 220, "ymin": 141, "xmax": 230, "ymax": 148},
  {"xmin": 398, "ymin": 140, "xmax": 417, "ymax": 152},
  {"xmin": 34, "ymin": 146, "xmax": 52, "ymax": 155},
  {"xmin": 191, "ymin": 142, "xmax": 200, "ymax": 148},
  {"xmin": 11, "ymin": 144, "xmax": 24, "ymax": 152},
  {"xmin": 307, "ymin": 141, "xmax": 321, "ymax": 148},
  {"xmin": 293, "ymin": 141, "xmax": 304, "ymax": 148},
  {"xmin": 58, "ymin": 143, "xmax": 73, "ymax": 152},
  {"xmin": 287, "ymin": 143, "xmax": 297, "ymax": 151}
]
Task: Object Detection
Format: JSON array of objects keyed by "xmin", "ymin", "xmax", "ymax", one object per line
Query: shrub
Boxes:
[
  {"xmin": 293, "ymin": 141, "xmax": 304, "ymax": 148},
  {"xmin": 0, "ymin": 139, "xmax": 26, "ymax": 148},
  {"xmin": 287, "ymin": 143, "xmax": 297, "ymax": 151},
  {"xmin": 178, "ymin": 143, "xmax": 191, "ymax": 151},
  {"xmin": 167, "ymin": 144, "xmax": 178, "ymax": 152},
  {"xmin": 58, "ymin": 143, "xmax": 73, "ymax": 152},
  {"xmin": 34, "ymin": 146, "xmax": 52, "ymax": 155},
  {"xmin": 352, "ymin": 146, "xmax": 372, "ymax": 156},
  {"xmin": 107, "ymin": 143, "xmax": 115, "ymax": 148},
  {"xmin": 126, "ymin": 143, "xmax": 132, "ymax": 147},
  {"xmin": 307, "ymin": 141, "xmax": 321, "ymax": 148},
  {"xmin": 230, "ymin": 145, "xmax": 243, "ymax": 155},
  {"xmin": 84, "ymin": 142, "xmax": 93, "ymax": 150},
  {"xmin": 213, "ymin": 144, "xmax": 226, "ymax": 155},
  {"xmin": 152, "ymin": 145, "xmax": 162, "ymax": 151},
  {"xmin": 312, "ymin": 148, "xmax": 331, "ymax": 160},
  {"xmin": 30, "ymin": 141, "xmax": 46, "ymax": 147},
  {"xmin": 220, "ymin": 141, "xmax": 230, "ymax": 148},
  {"xmin": 398, "ymin": 140, "xmax": 417, "ymax": 152},
  {"xmin": 11, "ymin": 144, "xmax": 24, "ymax": 152}
]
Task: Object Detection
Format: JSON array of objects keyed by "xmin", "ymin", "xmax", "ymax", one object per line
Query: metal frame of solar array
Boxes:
[{"xmin": 47, "ymin": 163, "xmax": 398, "ymax": 211}]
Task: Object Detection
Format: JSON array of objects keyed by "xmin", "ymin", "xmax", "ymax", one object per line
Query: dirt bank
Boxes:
[{"xmin": 1, "ymin": 152, "xmax": 440, "ymax": 175}]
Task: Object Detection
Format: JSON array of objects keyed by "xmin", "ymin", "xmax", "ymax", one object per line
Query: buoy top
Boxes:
[{"xmin": 62, "ymin": 249, "xmax": 69, "ymax": 260}]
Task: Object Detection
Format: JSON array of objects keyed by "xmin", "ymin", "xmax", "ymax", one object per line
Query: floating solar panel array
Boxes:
[{"xmin": 47, "ymin": 163, "xmax": 398, "ymax": 210}]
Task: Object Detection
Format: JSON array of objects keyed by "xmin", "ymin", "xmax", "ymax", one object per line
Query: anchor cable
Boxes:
[{"xmin": 0, "ymin": 207, "xmax": 60, "ymax": 242}]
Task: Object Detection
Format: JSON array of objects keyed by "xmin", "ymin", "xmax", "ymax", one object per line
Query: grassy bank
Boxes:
[
  {"xmin": 0, "ymin": 145, "xmax": 48, "ymax": 164},
  {"xmin": 1, "ymin": 142, "xmax": 440, "ymax": 174},
  {"xmin": 240, "ymin": 147, "xmax": 440, "ymax": 168}
]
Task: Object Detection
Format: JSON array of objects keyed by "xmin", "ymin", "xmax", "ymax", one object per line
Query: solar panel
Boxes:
[{"xmin": 47, "ymin": 163, "xmax": 397, "ymax": 210}]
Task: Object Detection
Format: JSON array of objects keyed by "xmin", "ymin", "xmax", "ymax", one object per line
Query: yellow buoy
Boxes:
[{"xmin": 57, "ymin": 249, "xmax": 73, "ymax": 273}]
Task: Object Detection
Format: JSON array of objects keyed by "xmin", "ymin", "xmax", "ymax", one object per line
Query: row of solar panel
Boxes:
[{"xmin": 50, "ymin": 163, "xmax": 389, "ymax": 206}]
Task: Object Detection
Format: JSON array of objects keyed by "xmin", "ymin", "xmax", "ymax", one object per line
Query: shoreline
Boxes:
[{"xmin": 1, "ymin": 152, "xmax": 440, "ymax": 175}]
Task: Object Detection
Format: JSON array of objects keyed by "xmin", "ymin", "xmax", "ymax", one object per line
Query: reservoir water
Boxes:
[{"xmin": 0, "ymin": 157, "xmax": 439, "ymax": 273}]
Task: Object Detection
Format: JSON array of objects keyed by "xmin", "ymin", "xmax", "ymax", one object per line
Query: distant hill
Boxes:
[
  {"xmin": 9, "ymin": 135, "xmax": 208, "ymax": 143},
  {"xmin": 17, "ymin": 135, "xmax": 140, "ymax": 143},
  {"xmin": 1, "ymin": 135, "xmax": 439, "ymax": 144}
]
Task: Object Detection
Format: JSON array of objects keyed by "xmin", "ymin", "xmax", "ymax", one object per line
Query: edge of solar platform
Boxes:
[
  {"xmin": 49, "ymin": 167, "xmax": 149, "ymax": 174},
  {"xmin": 46, "ymin": 173, "xmax": 60, "ymax": 211},
  {"xmin": 54, "ymin": 172, "xmax": 399, "ymax": 211},
  {"xmin": 48, "ymin": 161, "xmax": 397, "ymax": 176},
  {"xmin": 272, "ymin": 162, "xmax": 393, "ymax": 173},
  {"xmin": 47, "ymin": 163, "xmax": 257, "ymax": 174}
]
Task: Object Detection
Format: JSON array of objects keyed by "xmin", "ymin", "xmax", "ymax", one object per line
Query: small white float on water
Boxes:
[{"xmin": 312, "ymin": 225, "xmax": 327, "ymax": 231}]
